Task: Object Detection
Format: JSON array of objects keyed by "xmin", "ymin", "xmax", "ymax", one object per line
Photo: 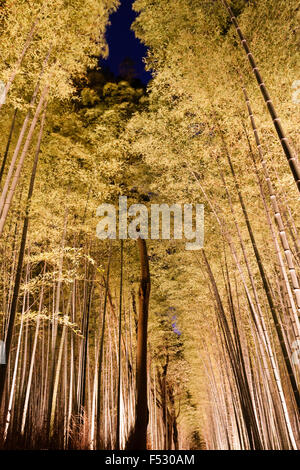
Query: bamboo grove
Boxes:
[{"xmin": 0, "ymin": 0, "xmax": 299, "ymax": 450}]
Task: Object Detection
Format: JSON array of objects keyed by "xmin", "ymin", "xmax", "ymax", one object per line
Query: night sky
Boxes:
[{"xmin": 102, "ymin": 0, "xmax": 152, "ymax": 85}]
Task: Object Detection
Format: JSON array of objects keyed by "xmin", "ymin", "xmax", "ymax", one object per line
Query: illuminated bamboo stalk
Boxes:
[
  {"xmin": 3, "ymin": 270, "xmax": 28, "ymax": 441},
  {"xmin": 96, "ymin": 242, "xmax": 112, "ymax": 448},
  {"xmin": 0, "ymin": 106, "xmax": 47, "ymax": 408},
  {"xmin": 0, "ymin": 110, "xmax": 18, "ymax": 186},
  {"xmin": 47, "ymin": 209, "xmax": 69, "ymax": 438},
  {"xmin": 243, "ymin": 125, "xmax": 300, "ymax": 346},
  {"xmin": 0, "ymin": 48, "xmax": 51, "ymax": 216},
  {"xmin": 21, "ymin": 264, "xmax": 46, "ymax": 435},
  {"xmin": 63, "ymin": 321, "xmax": 68, "ymax": 449},
  {"xmin": 49, "ymin": 318, "xmax": 67, "ymax": 440},
  {"xmin": 222, "ymin": 0, "xmax": 300, "ymax": 192},
  {"xmin": 0, "ymin": 86, "xmax": 49, "ymax": 238},
  {"xmin": 221, "ymin": 139, "xmax": 300, "ymax": 421},
  {"xmin": 0, "ymin": 18, "xmax": 39, "ymax": 111},
  {"xmin": 65, "ymin": 284, "xmax": 76, "ymax": 448},
  {"xmin": 242, "ymin": 86, "xmax": 300, "ymax": 338},
  {"xmin": 202, "ymin": 250, "xmax": 263, "ymax": 449},
  {"xmin": 195, "ymin": 174, "xmax": 298, "ymax": 449}
]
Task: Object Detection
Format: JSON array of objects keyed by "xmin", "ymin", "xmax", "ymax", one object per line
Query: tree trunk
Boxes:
[{"xmin": 126, "ymin": 238, "xmax": 151, "ymax": 449}]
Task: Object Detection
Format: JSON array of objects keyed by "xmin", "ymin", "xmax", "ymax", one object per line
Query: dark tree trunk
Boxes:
[
  {"xmin": 126, "ymin": 238, "xmax": 151, "ymax": 449},
  {"xmin": 116, "ymin": 240, "xmax": 124, "ymax": 449}
]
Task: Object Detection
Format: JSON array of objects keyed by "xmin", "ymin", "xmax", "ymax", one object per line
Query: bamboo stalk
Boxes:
[{"xmin": 222, "ymin": 0, "xmax": 300, "ymax": 192}]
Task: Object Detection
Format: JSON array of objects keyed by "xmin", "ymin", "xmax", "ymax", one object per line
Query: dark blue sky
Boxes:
[{"xmin": 102, "ymin": 0, "xmax": 151, "ymax": 85}]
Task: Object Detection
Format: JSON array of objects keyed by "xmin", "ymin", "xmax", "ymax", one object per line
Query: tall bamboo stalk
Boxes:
[
  {"xmin": 241, "ymin": 85, "xmax": 300, "ymax": 338},
  {"xmin": 0, "ymin": 110, "xmax": 18, "ymax": 186},
  {"xmin": 222, "ymin": 0, "xmax": 300, "ymax": 192},
  {"xmin": 0, "ymin": 105, "xmax": 47, "ymax": 408}
]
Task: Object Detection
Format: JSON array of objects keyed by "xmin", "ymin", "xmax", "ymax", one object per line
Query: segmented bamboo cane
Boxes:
[
  {"xmin": 193, "ymin": 172, "xmax": 298, "ymax": 449},
  {"xmin": 0, "ymin": 19, "xmax": 39, "ymax": 111},
  {"xmin": 0, "ymin": 86, "xmax": 49, "ymax": 237},
  {"xmin": 242, "ymin": 86, "xmax": 300, "ymax": 339},
  {"xmin": 222, "ymin": 0, "xmax": 300, "ymax": 192}
]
